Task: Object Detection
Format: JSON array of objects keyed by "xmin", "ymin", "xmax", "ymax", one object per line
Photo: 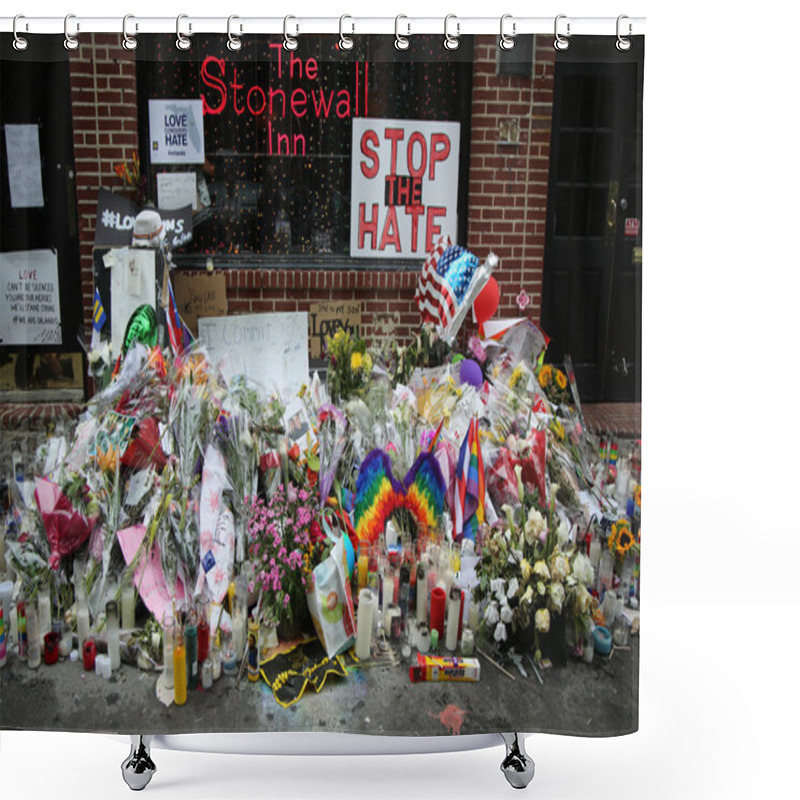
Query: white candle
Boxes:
[
  {"xmin": 589, "ymin": 537, "xmax": 602, "ymax": 568},
  {"xmin": 26, "ymin": 604, "xmax": 41, "ymax": 669},
  {"xmin": 36, "ymin": 585, "xmax": 52, "ymax": 647},
  {"xmin": 106, "ymin": 601, "xmax": 121, "ymax": 671},
  {"xmin": 445, "ymin": 587, "xmax": 461, "ymax": 652},
  {"xmin": 371, "ymin": 590, "xmax": 380, "ymax": 637},
  {"xmin": 121, "ymin": 576, "xmax": 136, "ymax": 630},
  {"xmin": 381, "ymin": 569, "xmax": 392, "ymax": 629},
  {"xmin": 76, "ymin": 590, "xmax": 90, "ymax": 651},
  {"xmin": 416, "ymin": 564, "xmax": 428, "ymax": 623},
  {"xmin": 232, "ymin": 612, "xmax": 246, "ymax": 656},
  {"xmin": 59, "ymin": 623, "xmax": 73, "ymax": 657},
  {"xmin": 355, "ymin": 589, "xmax": 374, "ymax": 660},
  {"xmin": 468, "ymin": 598, "xmax": 481, "ymax": 632},
  {"xmin": 162, "ymin": 619, "xmax": 175, "ymax": 690}
]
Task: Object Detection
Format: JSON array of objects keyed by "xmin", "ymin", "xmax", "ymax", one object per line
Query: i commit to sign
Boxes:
[{"xmin": 350, "ymin": 118, "xmax": 461, "ymax": 260}]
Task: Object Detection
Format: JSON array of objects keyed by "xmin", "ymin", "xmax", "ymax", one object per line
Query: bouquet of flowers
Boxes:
[
  {"xmin": 324, "ymin": 329, "xmax": 373, "ymax": 403},
  {"xmin": 537, "ymin": 363, "xmax": 571, "ymax": 407}
]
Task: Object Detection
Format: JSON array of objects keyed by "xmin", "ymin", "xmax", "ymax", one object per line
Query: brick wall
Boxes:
[
  {"xmin": 466, "ymin": 35, "xmax": 555, "ymax": 323},
  {"xmin": 69, "ymin": 34, "xmax": 139, "ymax": 341},
  {"xmin": 67, "ymin": 36, "xmax": 555, "ymax": 351}
]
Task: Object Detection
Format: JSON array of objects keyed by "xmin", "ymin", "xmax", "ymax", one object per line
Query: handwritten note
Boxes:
[
  {"xmin": 198, "ymin": 312, "xmax": 309, "ymax": 400},
  {"xmin": 109, "ymin": 248, "xmax": 156, "ymax": 357},
  {"xmin": 0, "ymin": 249, "xmax": 61, "ymax": 345},
  {"xmin": 172, "ymin": 272, "xmax": 227, "ymax": 336},
  {"xmin": 156, "ymin": 172, "xmax": 198, "ymax": 210},
  {"xmin": 308, "ymin": 301, "xmax": 361, "ymax": 359},
  {"xmin": 4, "ymin": 124, "xmax": 44, "ymax": 208}
]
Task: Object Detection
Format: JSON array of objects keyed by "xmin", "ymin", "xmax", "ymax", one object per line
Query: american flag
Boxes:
[{"xmin": 415, "ymin": 236, "xmax": 480, "ymax": 331}]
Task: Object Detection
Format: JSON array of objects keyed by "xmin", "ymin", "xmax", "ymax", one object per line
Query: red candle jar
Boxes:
[
  {"xmin": 430, "ymin": 587, "xmax": 446, "ymax": 639},
  {"xmin": 82, "ymin": 638, "xmax": 97, "ymax": 671},
  {"xmin": 44, "ymin": 632, "xmax": 60, "ymax": 665}
]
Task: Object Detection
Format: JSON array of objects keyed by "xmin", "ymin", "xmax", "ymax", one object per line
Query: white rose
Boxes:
[{"xmin": 535, "ymin": 608, "xmax": 551, "ymax": 633}]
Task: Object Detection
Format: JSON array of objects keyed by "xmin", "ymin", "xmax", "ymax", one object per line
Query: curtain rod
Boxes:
[{"xmin": 0, "ymin": 15, "xmax": 646, "ymax": 37}]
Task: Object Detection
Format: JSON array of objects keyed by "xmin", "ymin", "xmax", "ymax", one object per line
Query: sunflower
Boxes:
[
  {"xmin": 633, "ymin": 484, "xmax": 641, "ymax": 508},
  {"xmin": 350, "ymin": 351, "xmax": 363, "ymax": 371},
  {"xmin": 509, "ymin": 364, "xmax": 525, "ymax": 389},
  {"xmin": 555, "ymin": 369, "xmax": 568, "ymax": 390},
  {"xmin": 609, "ymin": 519, "xmax": 635, "ymax": 556},
  {"xmin": 538, "ymin": 364, "xmax": 553, "ymax": 388}
]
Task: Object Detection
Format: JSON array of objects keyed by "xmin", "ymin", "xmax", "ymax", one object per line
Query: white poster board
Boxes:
[
  {"xmin": 350, "ymin": 118, "xmax": 460, "ymax": 259},
  {"xmin": 108, "ymin": 248, "xmax": 157, "ymax": 357},
  {"xmin": 198, "ymin": 312, "xmax": 309, "ymax": 401},
  {"xmin": 148, "ymin": 99, "xmax": 205, "ymax": 165},
  {"xmin": 0, "ymin": 249, "xmax": 61, "ymax": 345},
  {"xmin": 4, "ymin": 124, "xmax": 45, "ymax": 209},
  {"xmin": 156, "ymin": 172, "xmax": 198, "ymax": 210}
]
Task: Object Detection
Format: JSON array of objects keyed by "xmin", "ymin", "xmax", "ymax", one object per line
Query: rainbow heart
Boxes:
[{"xmin": 354, "ymin": 450, "xmax": 446, "ymax": 543}]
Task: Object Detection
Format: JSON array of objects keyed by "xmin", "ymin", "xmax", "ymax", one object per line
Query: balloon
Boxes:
[
  {"xmin": 459, "ymin": 358, "xmax": 483, "ymax": 388},
  {"xmin": 122, "ymin": 305, "xmax": 158, "ymax": 355},
  {"xmin": 473, "ymin": 277, "xmax": 500, "ymax": 324}
]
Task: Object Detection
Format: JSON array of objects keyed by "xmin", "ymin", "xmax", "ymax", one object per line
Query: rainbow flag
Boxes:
[{"xmin": 454, "ymin": 418, "xmax": 485, "ymax": 543}]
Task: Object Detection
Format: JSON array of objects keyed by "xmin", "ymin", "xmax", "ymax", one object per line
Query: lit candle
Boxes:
[
  {"xmin": 121, "ymin": 574, "xmax": 136, "ymax": 630},
  {"xmin": 355, "ymin": 589, "xmax": 374, "ymax": 660},
  {"xmin": 429, "ymin": 586, "xmax": 446, "ymax": 640},
  {"xmin": 37, "ymin": 585, "xmax": 52, "ymax": 647},
  {"xmin": 106, "ymin": 600, "xmax": 120, "ymax": 671},
  {"xmin": 416, "ymin": 563, "xmax": 428, "ymax": 623},
  {"xmin": 445, "ymin": 586, "xmax": 461, "ymax": 651},
  {"xmin": 173, "ymin": 628, "xmax": 187, "ymax": 705}
]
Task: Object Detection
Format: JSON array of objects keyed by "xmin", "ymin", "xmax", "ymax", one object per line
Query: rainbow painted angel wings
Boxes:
[{"xmin": 354, "ymin": 450, "xmax": 446, "ymax": 543}]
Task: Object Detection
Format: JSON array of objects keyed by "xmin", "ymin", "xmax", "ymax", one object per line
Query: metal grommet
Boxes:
[
  {"xmin": 394, "ymin": 15, "xmax": 410, "ymax": 50},
  {"xmin": 554, "ymin": 14, "xmax": 570, "ymax": 51},
  {"xmin": 616, "ymin": 15, "xmax": 632, "ymax": 51},
  {"xmin": 444, "ymin": 14, "xmax": 460, "ymax": 51},
  {"xmin": 227, "ymin": 15, "xmax": 242, "ymax": 51},
  {"xmin": 64, "ymin": 14, "xmax": 79, "ymax": 51},
  {"xmin": 12, "ymin": 15, "xmax": 29, "ymax": 51},
  {"xmin": 283, "ymin": 15, "xmax": 298, "ymax": 51},
  {"xmin": 176, "ymin": 14, "xmax": 191, "ymax": 51},
  {"xmin": 499, "ymin": 14, "xmax": 515, "ymax": 50},
  {"xmin": 121, "ymin": 15, "xmax": 138, "ymax": 51},
  {"xmin": 339, "ymin": 15, "xmax": 354, "ymax": 50}
]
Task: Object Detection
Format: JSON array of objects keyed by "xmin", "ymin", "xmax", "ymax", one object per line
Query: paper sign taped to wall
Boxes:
[
  {"xmin": 308, "ymin": 301, "xmax": 361, "ymax": 359},
  {"xmin": 198, "ymin": 312, "xmax": 309, "ymax": 401},
  {"xmin": 109, "ymin": 247, "xmax": 156, "ymax": 356},
  {"xmin": 171, "ymin": 272, "xmax": 227, "ymax": 336},
  {"xmin": 157, "ymin": 172, "xmax": 198, "ymax": 210},
  {"xmin": 0, "ymin": 249, "xmax": 61, "ymax": 346},
  {"xmin": 149, "ymin": 99, "xmax": 205, "ymax": 165},
  {"xmin": 4, "ymin": 124, "xmax": 44, "ymax": 208}
]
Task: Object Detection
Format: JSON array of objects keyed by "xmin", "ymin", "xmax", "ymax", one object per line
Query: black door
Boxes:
[
  {"xmin": 1, "ymin": 36, "xmax": 84, "ymax": 398},
  {"xmin": 542, "ymin": 38, "xmax": 643, "ymax": 403}
]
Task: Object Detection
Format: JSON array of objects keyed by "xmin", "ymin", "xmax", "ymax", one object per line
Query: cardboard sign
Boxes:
[
  {"xmin": 308, "ymin": 301, "xmax": 361, "ymax": 359},
  {"xmin": 0, "ymin": 249, "xmax": 61, "ymax": 346},
  {"xmin": 198, "ymin": 312, "xmax": 309, "ymax": 401},
  {"xmin": 172, "ymin": 272, "xmax": 228, "ymax": 336},
  {"xmin": 149, "ymin": 99, "xmax": 205, "ymax": 165},
  {"xmin": 350, "ymin": 118, "xmax": 460, "ymax": 259}
]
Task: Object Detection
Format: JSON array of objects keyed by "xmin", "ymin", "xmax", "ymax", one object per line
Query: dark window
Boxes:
[{"xmin": 136, "ymin": 35, "xmax": 473, "ymax": 264}]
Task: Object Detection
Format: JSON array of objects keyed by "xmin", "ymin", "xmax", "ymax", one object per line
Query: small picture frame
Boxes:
[{"xmin": 283, "ymin": 396, "xmax": 315, "ymax": 452}]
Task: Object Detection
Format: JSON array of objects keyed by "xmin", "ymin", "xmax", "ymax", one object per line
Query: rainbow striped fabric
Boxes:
[
  {"xmin": 354, "ymin": 450, "xmax": 446, "ymax": 544},
  {"xmin": 454, "ymin": 418, "xmax": 485, "ymax": 542}
]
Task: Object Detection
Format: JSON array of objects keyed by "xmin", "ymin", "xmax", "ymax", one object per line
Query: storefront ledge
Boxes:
[
  {"xmin": 581, "ymin": 403, "xmax": 641, "ymax": 439},
  {"xmin": 0, "ymin": 402, "xmax": 83, "ymax": 430}
]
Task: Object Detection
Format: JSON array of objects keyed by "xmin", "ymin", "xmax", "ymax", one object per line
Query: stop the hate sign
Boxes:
[{"xmin": 350, "ymin": 118, "xmax": 460, "ymax": 259}]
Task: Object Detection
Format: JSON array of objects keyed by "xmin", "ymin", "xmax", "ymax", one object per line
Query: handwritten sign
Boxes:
[
  {"xmin": 172, "ymin": 272, "xmax": 228, "ymax": 336},
  {"xmin": 4, "ymin": 124, "xmax": 44, "ymax": 209},
  {"xmin": 0, "ymin": 249, "xmax": 61, "ymax": 345},
  {"xmin": 157, "ymin": 172, "xmax": 198, "ymax": 210},
  {"xmin": 149, "ymin": 99, "xmax": 205, "ymax": 165},
  {"xmin": 308, "ymin": 301, "xmax": 361, "ymax": 359},
  {"xmin": 109, "ymin": 248, "xmax": 156, "ymax": 357},
  {"xmin": 199, "ymin": 312, "xmax": 309, "ymax": 401},
  {"xmin": 350, "ymin": 118, "xmax": 460, "ymax": 259}
]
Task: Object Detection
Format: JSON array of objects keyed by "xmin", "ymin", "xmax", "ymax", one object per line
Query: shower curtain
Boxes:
[{"xmin": 0, "ymin": 23, "xmax": 642, "ymax": 740}]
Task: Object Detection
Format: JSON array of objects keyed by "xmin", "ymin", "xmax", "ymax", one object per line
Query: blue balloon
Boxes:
[{"xmin": 459, "ymin": 358, "xmax": 483, "ymax": 388}]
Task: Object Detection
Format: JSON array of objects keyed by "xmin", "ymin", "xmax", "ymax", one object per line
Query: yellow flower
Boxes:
[
  {"xmin": 609, "ymin": 519, "xmax": 635, "ymax": 556},
  {"xmin": 509, "ymin": 365, "xmax": 525, "ymax": 389},
  {"xmin": 634, "ymin": 484, "xmax": 641, "ymax": 507},
  {"xmin": 555, "ymin": 369, "xmax": 568, "ymax": 390},
  {"xmin": 550, "ymin": 418, "xmax": 565, "ymax": 441},
  {"xmin": 350, "ymin": 352, "xmax": 363, "ymax": 371},
  {"xmin": 538, "ymin": 364, "xmax": 553, "ymax": 388},
  {"xmin": 362, "ymin": 353, "xmax": 373, "ymax": 373},
  {"xmin": 94, "ymin": 446, "xmax": 118, "ymax": 474},
  {"xmin": 520, "ymin": 558, "xmax": 532, "ymax": 582}
]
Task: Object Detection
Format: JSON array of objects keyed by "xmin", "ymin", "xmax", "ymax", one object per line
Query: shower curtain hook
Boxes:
[
  {"xmin": 64, "ymin": 14, "xmax": 79, "ymax": 51},
  {"xmin": 227, "ymin": 15, "xmax": 242, "ymax": 51},
  {"xmin": 499, "ymin": 14, "xmax": 516, "ymax": 50},
  {"xmin": 444, "ymin": 14, "xmax": 460, "ymax": 51},
  {"xmin": 176, "ymin": 14, "xmax": 191, "ymax": 50},
  {"xmin": 554, "ymin": 14, "xmax": 570, "ymax": 51},
  {"xmin": 283, "ymin": 16, "xmax": 298, "ymax": 51},
  {"xmin": 394, "ymin": 15, "xmax": 410, "ymax": 50},
  {"xmin": 121, "ymin": 15, "xmax": 138, "ymax": 51},
  {"xmin": 616, "ymin": 15, "xmax": 632, "ymax": 51},
  {"xmin": 339, "ymin": 15, "xmax": 355, "ymax": 50},
  {"xmin": 12, "ymin": 15, "xmax": 29, "ymax": 51}
]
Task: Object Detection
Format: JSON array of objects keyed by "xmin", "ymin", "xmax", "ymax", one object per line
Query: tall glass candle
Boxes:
[
  {"xmin": 121, "ymin": 574, "xmax": 136, "ymax": 630},
  {"xmin": 162, "ymin": 617, "xmax": 175, "ymax": 690},
  {"xmin": 355, "ymin": 589, "xmax": 374, "ymax": 660},
  {"xmin": 173, "ymin": 627, "xmax": 187, "ymax": 705},
  {"xmin": 445, "ymin": 586, "xmax": 461, "ymax": 651},
  {"xmin": 398, "ymin": 564, "xmax": 410, "ymax": 623},
  {"xmin": 37, "ymin": 585, "xmax": 52, "ymax": 647},
  {"xmin": 460, "ymin": 627, "xmax": 475, "ymax": 656},
  {"xmin": 598, "ymin": 550, "xmax": 615, "ymax": 593},
  {"xmin": 417, "ymin": 622, "xmax": 430, "ymax": 654},
  {"xmin": 429, "ymin": 586, "xmax": 446, "ymax": 640},
  {"xmin": 416, "ymin": 563, "xmax": 428, "ymax": 623},
  {"xmin": 232, "ymin": 597, "xmax": 246, "ymax": 656},
  {"xmin": 26, "ymin": 603, "xmax": 41, "ymax": 669},
  {"xmin": 17, "ymin": 600, "xmax": 27, "ymax": 660},
  {"xmin": 185, "ymin": 610, "xmax": 198, "ymax": 690},
  {"xmin": 381, "ymin": 567, "xmax": 394, "ymax": 629},
  {"xmin": 197, "ymin": 597, "xmax": 210, "ymax": 664},
  {"xmin": 106, "ymin": 600, "xmax": 120, "ymax": 671},
  {"xmin": 76, "ymin": 588, "xmax": 90, "ymax": 651},
  {"xmin": 59, "ymin": 622, "xmax": 73, "ymax": 657},
  {"xmin": 357, "ymin": 541, "xmax": 369, "ymax": 593}
]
